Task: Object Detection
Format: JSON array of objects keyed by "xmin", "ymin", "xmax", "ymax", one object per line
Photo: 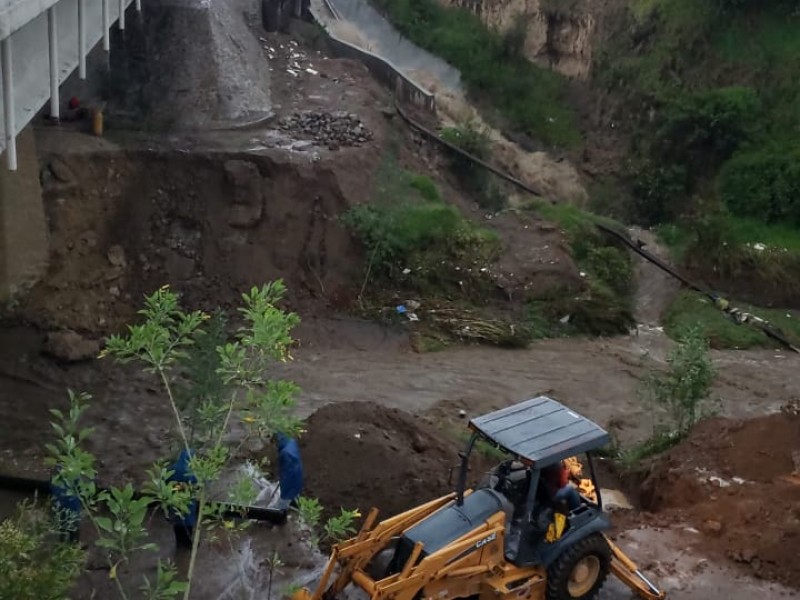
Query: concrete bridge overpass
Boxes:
[
  {"xmin": 1, "ymin": 0, "xmax": 139, "ymax": 170},
  {"xmin": 0, "ymin": 0, "xmax": 141, "ymax": 303}
]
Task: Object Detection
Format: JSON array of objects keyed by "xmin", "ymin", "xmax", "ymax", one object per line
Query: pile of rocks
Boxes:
[{"xmin": 278, "ymin": 111, "xmax": 373, "ymax": 150}]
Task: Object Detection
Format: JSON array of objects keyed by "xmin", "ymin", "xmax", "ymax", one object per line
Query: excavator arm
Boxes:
[{"xmin": 605, "ymin": 536, "xmax": 666, "ymax": 599}]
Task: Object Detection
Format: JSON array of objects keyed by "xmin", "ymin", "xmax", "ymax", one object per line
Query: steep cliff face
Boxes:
[{"xmin": 444, "ymin": 0, "xmax": 596, "ymax": 79}]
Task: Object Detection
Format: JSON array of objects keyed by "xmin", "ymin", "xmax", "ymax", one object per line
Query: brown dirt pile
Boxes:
[
  {"xmin": 300, "ymin": 402, "xmax": 485, "ymax": 519},
  {"xmin": 639, "ymin": 412, "xmax": 800, "ymax": 588}
]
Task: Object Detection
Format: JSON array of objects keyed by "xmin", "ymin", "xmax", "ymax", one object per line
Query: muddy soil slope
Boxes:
[{"xmin": 639, "ymin": 410, "xmax": 800, "ymax": 588}]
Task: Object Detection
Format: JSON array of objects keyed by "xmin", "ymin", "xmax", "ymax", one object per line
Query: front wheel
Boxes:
[{"xmin": 546, "ymin": 533, "xmax": 610, "ymax": 600}]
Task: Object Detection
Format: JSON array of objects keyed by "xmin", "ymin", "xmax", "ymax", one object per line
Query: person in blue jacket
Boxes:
[
  {"xmin": 167, "ymin": 448, "xmax": 198, "ymax": 549},
  {"xmin": 50, "ymin": 471, "xmax": 82, "ymax": 543},
  {"xmin": 275, "ymin": 432, "xmax": 304, "ymax": 510}
]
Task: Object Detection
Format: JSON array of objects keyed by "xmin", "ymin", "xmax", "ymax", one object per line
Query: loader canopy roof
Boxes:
[{"xmin": 469, "ymin": 396, "xmax": 610, "ymax": 468}]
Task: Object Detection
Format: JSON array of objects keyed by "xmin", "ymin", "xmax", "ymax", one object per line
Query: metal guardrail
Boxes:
[{"xmin": 310, "ymin": 0, "xmax": 436, "ymax": 113}]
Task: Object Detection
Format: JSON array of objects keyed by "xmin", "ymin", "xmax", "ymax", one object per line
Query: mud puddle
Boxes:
[{"xmin": 601, "ymin": 527, "xmax": 800, "ymax": 599}]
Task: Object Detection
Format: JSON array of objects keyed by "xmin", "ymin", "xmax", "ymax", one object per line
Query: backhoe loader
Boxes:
[{"xmin": 293, "ymin": 396, "xmax": 666, "ymax": 600}]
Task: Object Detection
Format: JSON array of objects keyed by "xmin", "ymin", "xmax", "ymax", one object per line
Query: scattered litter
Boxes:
[
  {"xmin": 306, "ymin": 68, "xmax": 319, "ymax": 76},
  {"xmin": 559, "ymin": 315, "xmax": 571, "ymax": 324},
  {"xmin": 579, "ymin": 271, "xmax": 586, "ymax": 278},
  {"xmin": 354, "ymin": 433, "xmax": 361, "ymax": 440},
  {"xmin": 458, "ymin": 409, "xmax": 467, "ymax": 418},
  {"xmin": 286, "ymin": 69, "xmax": 299, "ymax": 77},
  {"xmin": 402, "ymin": 268, "xmax": 412, "ymax": 275}
]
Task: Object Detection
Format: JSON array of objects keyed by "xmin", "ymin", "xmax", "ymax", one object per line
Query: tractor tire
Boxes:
[{"xmin": 545, "ymin": 533, "xmax": 611, "ymax": 600}]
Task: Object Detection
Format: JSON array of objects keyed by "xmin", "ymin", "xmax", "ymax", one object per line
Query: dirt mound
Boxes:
[
  {"xmin": 300, "ymin": 402, "xmax": 466, "ymax": 519},
  {"xmin": 639, "ymin": 412, "xmax": 800, "ymax": 588}
]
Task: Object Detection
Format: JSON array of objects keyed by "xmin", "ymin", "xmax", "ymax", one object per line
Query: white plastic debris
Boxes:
[
  {"xmin": 402, "ymin": 268, "xmax": 411, "ymax": 275},
  {"xmin": 306, "ymin": 68, "xmax": 319, "ymax": 75}
]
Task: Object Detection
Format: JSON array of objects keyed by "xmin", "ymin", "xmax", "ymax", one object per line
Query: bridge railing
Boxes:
[{"xmin": 0, "ymin": 0, "xmax": 138, "ymax": 169}]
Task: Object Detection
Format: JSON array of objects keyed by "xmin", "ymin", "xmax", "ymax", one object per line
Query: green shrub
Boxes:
[
  {"xmin": 407, "ymin": 174, "xmax": 441, "ymax": 203},
  {"xmin": 441, "ymin": 123, "xmax": 506, "ymax": 211},
  {"xmin": 656, "ymin": 86, "xmax": 760, "ymax": 168},
  {"xmin": 629, "ymin": 161, "xmax": 689, "ymax": 225},
  {"xmin": 585, "ymin": 246, "xmax": 633, "ymax": 296},
  {"xmin": 526, "ymin": 282, "xmax": 635, "ymax": 338},
  {"xmin": 0, "ymin": 502, "xmax": 84, "ymax": 600},
  {"xmin": 343, "ymin": 200, "xmax": 499, "ymax": 296},
  {"xmin": 628, "ymin": 326, "xmax": 717, "ymax": 460},
  {"xmin": 718, "ymin": 146, "xmax": 800, "ymax": 225}
]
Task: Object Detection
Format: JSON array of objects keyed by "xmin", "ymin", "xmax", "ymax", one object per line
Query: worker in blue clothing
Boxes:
[
  {"xmin": 168, "ymin": 448, "xmax": 198, "ymax": 549},
  {"xmin": 275, "ymin": 432, "xmax": 304, "ymax": 510},
  {"xmin": 50, "ymin": 471, "xmax": 82, "ymax": 543}
]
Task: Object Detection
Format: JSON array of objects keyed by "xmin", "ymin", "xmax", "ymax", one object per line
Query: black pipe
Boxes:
[
  {"xmin": 595, "ymin": 222, "xmax": 800, "ymax": 353},
  {"xmin": 0, "ymin": 473, "xmax": 288, "ymax": 524},
  {"xmin": 394, "ymin": 101, "xmax": 545, "ymax": 199}
]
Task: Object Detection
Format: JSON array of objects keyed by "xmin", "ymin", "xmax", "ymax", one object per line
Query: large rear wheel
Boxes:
[{"xmin": 545, "ymin": 533, "xmax": 610, "ymax": 600}]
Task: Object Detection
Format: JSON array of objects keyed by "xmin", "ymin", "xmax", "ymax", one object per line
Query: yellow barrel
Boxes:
[{"xmin": 92, "ymin": 108, "xmax": 104, "ymax": 137}]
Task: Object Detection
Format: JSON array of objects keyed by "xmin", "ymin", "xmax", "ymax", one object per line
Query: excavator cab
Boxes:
[
  {"xmin": 454, "ymin": 398, "xmax": 610, "ymax": 568},
  {"xmin": 293, "ymin": 397, "xmax": 665, "ymax": 600}
]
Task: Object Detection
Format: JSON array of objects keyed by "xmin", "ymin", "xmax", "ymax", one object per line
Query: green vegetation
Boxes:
[
  {"xmin": 441, "ymin": 122, "xmax": 505, "ymax": 211},
  {"xmin": 344, "ymin": 159, "xmax": 499, "ymax": 299},
  {"xmin": 3, "ymin": 283, "xmax": 359, "ymax": 599},
  {"xmin": 294, "ymin": 497, "xmax": 360, "ymax": 547},
  {"xmin": 622, "ymin": 327, "xmax": 717, "ymax": 464},
  {"xmin": 592, "ymin": 0, "xmax": 800, "ymax": 320},
  {"xmin": 43, "ymin": 284, "xmax": 303, "ymax": 599},
  {"xmin": 718, "ymin": 144, "xmax": 800, "ymax": 225},
  {"xmin": 369, "ymin": 0, "xmax": 580, "ymax": 148},
  {"xmin": 663, "ymin": 291, "xmax": 800, "ymax": 349},
  {"xmin": 0, "ymin": 501, "xmax": 84, "ymax": 600},
  {"xmin": 523, "ymin": 202, "xmax": 635, "ymax": 337}
]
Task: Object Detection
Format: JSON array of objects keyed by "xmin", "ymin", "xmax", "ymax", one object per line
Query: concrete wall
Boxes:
[
  {"xmin": 306, "ymin": 1, "xmax": 437, "ymax": 114},
  {"xmin": 0, "ymin": 124, "xmax": 48, "ymax": 302},
  {"xmin": 323, "ymin": 34, "xmax": 436, "ymax": 114}
]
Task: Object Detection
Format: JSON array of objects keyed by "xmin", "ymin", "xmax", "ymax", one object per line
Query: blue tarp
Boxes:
[
  {"xmin": 277, "ymin": 433, "xmax": 304, "ymax": 503},
  {"xmin": 168, "ymin": 449, "xmax": 198, "ymax": 527}
]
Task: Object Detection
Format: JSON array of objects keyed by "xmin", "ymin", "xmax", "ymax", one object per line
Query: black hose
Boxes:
[
  {"xmin": 394, "ymin": 101, "xmax": 545, "ymax": 199},
  {"xmin": 395, "ymin": 100, "xmax": 799, "ymax": 353},
  {"xmin": 0, "ymin": 473, "xmax": 288, "ymax": 524},
  {"xmin": 595, "ymin": 222, "xmax": 800, "ymax": 353}
]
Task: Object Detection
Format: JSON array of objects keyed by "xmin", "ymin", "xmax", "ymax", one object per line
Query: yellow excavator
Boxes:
[{"xmin": 293, "ymin": 396, "xmax": 666, "ymax": 600}]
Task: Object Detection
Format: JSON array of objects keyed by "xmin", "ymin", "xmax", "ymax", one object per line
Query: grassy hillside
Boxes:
[
  {"xmin": 369, "ymin": 0, "xmax": 581, "ymax": 148},
  {"xmin": 595, "ymin": 0, "xmax": 800, "ymax": 305}
]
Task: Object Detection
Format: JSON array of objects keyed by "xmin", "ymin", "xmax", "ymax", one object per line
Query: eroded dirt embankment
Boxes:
[{"xmin": 25, "ymin": 151, "xmax": 366, "ymax": 335}]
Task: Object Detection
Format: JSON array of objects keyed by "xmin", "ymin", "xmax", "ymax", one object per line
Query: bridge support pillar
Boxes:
[{"xmin": 0, "ymin": 125, "xmax": 48, "ymax": 304}]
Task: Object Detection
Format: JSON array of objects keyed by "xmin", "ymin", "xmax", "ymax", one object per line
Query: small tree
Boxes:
[
  {"xmin": 642, "ymin": 326, "xmax": 717, "ymax": 436},
  {"xmin": 47, "ymin": 281, "xmax": 302, "ymax": 599},
  {"xmin": 0, "ymin": 501, "xmax": 84, "ymax": 600}
]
